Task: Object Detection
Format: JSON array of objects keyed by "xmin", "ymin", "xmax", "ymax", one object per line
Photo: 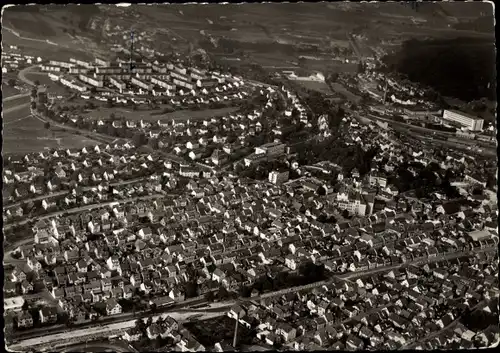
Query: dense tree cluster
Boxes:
[
  {"xmin": 242, "ymin": 261, "xmax": 329, "ymax": 296},
  {"xmin": 296, "ymin": 135, "xmax": 379, "ymax": 177}
]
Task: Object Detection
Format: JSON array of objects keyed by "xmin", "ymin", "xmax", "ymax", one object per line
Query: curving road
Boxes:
[{"xmin": 18, "ymin": 65, "xmax": 41, "ymax": 86}]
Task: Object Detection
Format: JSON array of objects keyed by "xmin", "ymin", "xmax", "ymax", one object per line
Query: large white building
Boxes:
[
  {"xmin": 269, "ymin": 170, "xmax": 289, "ymax": 185},
  {"xmin": 4, "ymin": 296, "xmax": 25, "ymax": 312},
  {"xmin": 336, "ymin": 191, "xmax": 369, "ymax": 217},
  {"xmin": 442, "ymin": 110, "xmax": 484, "ymax": 131}
]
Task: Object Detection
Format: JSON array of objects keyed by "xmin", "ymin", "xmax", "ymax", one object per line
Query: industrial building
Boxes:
[{"xmin": 442, "ymin": 110, "xmax": 484, "ymax": 131}]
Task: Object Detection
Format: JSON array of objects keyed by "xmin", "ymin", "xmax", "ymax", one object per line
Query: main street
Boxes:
[
  {"xmin": 4, "ymin": 176, "xmax": 158, "ymax": 210},
  {"xmin": 3, "ymin": 193, "xmax": 168, "ymax": 232},
  {"xmin": 7, "ymin": 244, "xmax": 496, "ymax": 350},
  {"xmin": 9, "ymin": 302, "xmax": 231, "ymax": 351}
]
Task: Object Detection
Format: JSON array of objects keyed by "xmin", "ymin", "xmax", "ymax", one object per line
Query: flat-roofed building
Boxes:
[
  {"xmin": 443, "ymin": 110, "xmax": 484, "ymax": 131},
  {"xmin": 4, "ymin": 296, "xmax": 25, "ymax": 312},
  {"xmin": 468, "ymin": 230, "xmax": 491, "ymax": 242}
]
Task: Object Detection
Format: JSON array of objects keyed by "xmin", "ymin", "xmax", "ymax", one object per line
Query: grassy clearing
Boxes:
[
  {"xmin": 24, "ymin": 73, "xmax": 71, "ymax": 96},
  {"xmin": 184, "ymin": 316, "xmax": 256, "ymax": 348},
  {"xmin": 3, "ymin": 110, "xmax": 98, "ymax": 156},
  {"xmin": 83, "ymin": 106, "xmax": 239, "ymax": 122},
  {"xmin": 296, "ymin": 80, "xmax": 333, "ymax": 95},
  {"xmin": 2, "ymin": 96, "xmax": 31, "ymax": 111},
  {"xmin": 1, "ymin": 84, "xmax": 21, "ymax": 98}
]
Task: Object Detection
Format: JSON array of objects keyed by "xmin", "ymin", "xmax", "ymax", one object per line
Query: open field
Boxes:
[
  {"xmin": 3, "ymin": 107, "xmax": 99, "ymax": 156},
  {"xmin": 83, "ymin": 106, "xmax": 239, "ymax": 122},
  {"xmin": 1, "ymin": 84, "xmax": 21, "ymax": 98},
  {"xmin": 329, "ymin": 82, "xmax": 363, "ymax": 103},
  {"xmin": 295, "ymin": 80, "xmax": 334, "ymax": 95},
  {"xmin": 24, "ymin": 72, "xmax": 71, "ymax": 96},
  {"xmin": 1, "ymin": 22, "xmax": 97, "ymax": 62},
  {"xmin": 2, "ymin": 96, "xmax": 31, "ymax": 110},
  {"xmin": 183, "ymin": 316, "xmax": 256, "ymax": 348}
]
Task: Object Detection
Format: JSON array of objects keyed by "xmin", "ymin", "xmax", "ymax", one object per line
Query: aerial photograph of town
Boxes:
[{"xmin": 1, "ymin": 2, "xmax": 498, "ymax": 352}]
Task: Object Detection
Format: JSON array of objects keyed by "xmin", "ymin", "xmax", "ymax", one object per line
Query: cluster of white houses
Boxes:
[{"xmin": 41, "ymin": 55, "xmax": 231, "ymax": 96}]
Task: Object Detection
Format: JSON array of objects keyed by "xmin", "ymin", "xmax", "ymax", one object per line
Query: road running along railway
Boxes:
[{"xmin": 7, "ymin": 246, "xmax": 496, "ymax": 350}]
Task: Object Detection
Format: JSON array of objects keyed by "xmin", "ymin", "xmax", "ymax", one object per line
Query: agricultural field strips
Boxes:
[{"xmin": 2, "ymin": 106, "xmax": 99, "ymax": 156}]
